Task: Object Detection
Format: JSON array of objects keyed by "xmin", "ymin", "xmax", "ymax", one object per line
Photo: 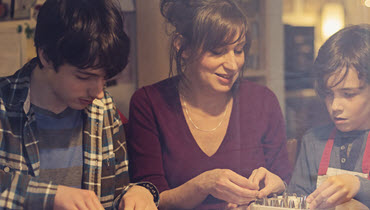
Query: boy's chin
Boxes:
[
  {"xmin": 335, "ymin": 124, "xmax": 354, "ymax": 132},
  {"xmin": 69, "ymin": 104, "xmax": 89, "ymax": 110},
  {"xmin": 335, "ymin": 125, "xmax": 367, "ymax": 133}
]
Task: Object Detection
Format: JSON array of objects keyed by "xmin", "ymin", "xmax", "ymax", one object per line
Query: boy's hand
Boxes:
[
  {"xmin": 307, "ymin": 174, "xmax": 360, "ymax": 209},
  {"xmin": 54, "ymin": 185, "xmax": 104, "ymax": 210},
  {"xmin": 119, "ymin": 185, "xmax": 157, "ymax": 210},
  {"xmin": 248, "ymin": 167, "xmax": 285, "ymax": 198}
]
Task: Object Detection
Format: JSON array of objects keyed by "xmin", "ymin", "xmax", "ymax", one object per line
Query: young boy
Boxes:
[
  {"xmin": 288, "ymin": 24, "xmax": 370, "ymax": 209},
  {"xmin": 0, "ymin": 0, "xmax": 158, "ymax": 209}
]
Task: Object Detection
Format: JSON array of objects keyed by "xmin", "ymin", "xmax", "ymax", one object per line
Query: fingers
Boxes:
[
  {"xmin": 258, "ymin": 187, "xmax": 274, "ymax": 198},
  {"xmin": 86, "ymin": 191, "xmax": 105, "ymax": 210},
  {"xmin": 248, "ymin": 167, "xmax": 285, "ymax": 198},
  {"xmin": 54, "ymin": 186, "xmax": 104, "ymax": 210},
  {"xmin": 315, "ymin": 190, "xmax": 346, "ymax": 209},
  {"xmin": 205, "ymin": 169, "xmax": 261, "ymax": 205},
  {"xmin": 213, "ymin": 178, "xmax": 258, "ymax": 204},
  {"xmin": 306, "ymin": 178, "xmax": 333, "ymax": 207},
  {"xmin": 227, "ymin": 170, "xmax": 258, "ymax": 190},
  {"xmin": 119, "ymin": 198, "xmax": 135, "ymax": 210},
  {"xmin": 307, "ymin": 179, "xmax": 349, "ymax": 209},
  {"xmin": 307, "ymin": 187, "xmax": 328, "ymax": 209},
  {"xmin": 226, "ymin": 203, "xmax": 238, "ymax": 209},
  {"xmin": 257, "ymin": 179, "xmax": 284, "ymax": 198},
  {"xmin": 306, "ymin": 181, "xmax": 327, "ymax": 205},
  {"xmin": 225, "ymin": 177, "xmax": 259, "ymax": 198},
  {"xmin": 216, "ymin": 188, "xmax": 256, "ymax": 205},
  {"xmin": 249, "ymin": 167, "xmax": 267, "ymax": 187}
]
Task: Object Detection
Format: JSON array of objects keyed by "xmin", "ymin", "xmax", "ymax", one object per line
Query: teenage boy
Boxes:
[
  {"xmin": 288, "ymin": 24, "xmax": 370, "ymax": 209},
  {"xmin": 0, "ymin": 0, "xmax": 158, "ymax": 209}
]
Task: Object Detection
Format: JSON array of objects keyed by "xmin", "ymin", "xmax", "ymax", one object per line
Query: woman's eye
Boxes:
[
  {"xmin": 210, "ymin": 50, "xmax": 224, "ymax": 56},
  {"xmin": 234, "ymin": 49, "xmax": 244, "ymax": 54},
  {"xmin": 76, "ymin": 75, "xmax": 89, "ymax": 80}
]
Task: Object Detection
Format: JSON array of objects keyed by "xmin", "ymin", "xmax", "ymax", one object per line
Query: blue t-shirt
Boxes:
[{"xmin": 33, "ymin": 105, "xmax": 83, "ymax": 188}]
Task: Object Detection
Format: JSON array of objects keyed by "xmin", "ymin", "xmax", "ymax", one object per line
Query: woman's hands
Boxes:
[
  {"xmin": 197, "ymin": 168, "xmax": 285, "ymax": 205},
  {"xmin": 224, "ymin": 167, "xmax": 285, "ymax": 209},
  {"xmin": 249, "ymin": 167, "xmax": 286, "ymax": 198},
  {"xmin": 197, "ymin": 169, "xmax": 259, "ymax": 205},
  {"xmin": 306, "ymin": 174, "xmax": 360, "ymax": 209},
  {"xmin": 158, "ymin": 168, "xmax": 285, "ymax": 209}
]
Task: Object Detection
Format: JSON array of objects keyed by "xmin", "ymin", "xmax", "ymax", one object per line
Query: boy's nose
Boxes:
[
  {"xmin": 331, "ymin": 97, "xmax": 344, "ymax": 112},
  {"xmin": 94, "ymin": 89, "xmax": 105, "ymax": 100},
  {"xmin": 89, "ymin": 78, "xmax": 105, "ymax": 100}
]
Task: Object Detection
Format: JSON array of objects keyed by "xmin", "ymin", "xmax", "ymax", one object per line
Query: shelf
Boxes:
[
  {"xmin": 285, "ymin": 88, "xmax": 317, "ymax": 99},
  {"xmin": 244, "ymin": 69, "xmax": 266, "ymax": 77}
]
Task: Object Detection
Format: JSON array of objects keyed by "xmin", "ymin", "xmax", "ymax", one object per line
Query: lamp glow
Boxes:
[
  {"xmin": 321, "ymin": 3, "xmax": 345, "ymax": 40},
  {"xmin": 365, "ymin": 0, "xmax": 370, "ymax": 7}
]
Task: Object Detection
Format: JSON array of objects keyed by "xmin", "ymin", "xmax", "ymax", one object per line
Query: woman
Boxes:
[{"xmin": 127, "ymin": 0, "xmax": 292, "ymax": 209}]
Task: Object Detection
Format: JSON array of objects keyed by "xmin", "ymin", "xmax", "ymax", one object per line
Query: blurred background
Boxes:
[{"xmin": 0, "ymin": 0, "xmax": 369, "ymax": 145}]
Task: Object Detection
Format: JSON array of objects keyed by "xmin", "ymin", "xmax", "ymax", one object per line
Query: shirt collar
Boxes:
[{"xmin": 23, "ymin": 88, "xmax": 31, "ymax": 114}]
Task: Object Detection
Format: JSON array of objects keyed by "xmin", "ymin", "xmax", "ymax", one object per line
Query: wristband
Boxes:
[
  {"xmin": 135, "ymin": 182, "xmax": 160, "ymax": 206},
  {"xmin": 123, "ymin": 182, "xmax": 160, "ymax": 207}
]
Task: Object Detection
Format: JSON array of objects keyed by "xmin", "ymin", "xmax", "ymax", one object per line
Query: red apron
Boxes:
[{"xmin": 317, "ymin": 129, "xmax": 370, "ymax": 181}]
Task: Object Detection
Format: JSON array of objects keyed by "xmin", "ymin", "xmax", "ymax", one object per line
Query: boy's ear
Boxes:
[
  {"xmin": 37, "ymin": 48, "xmax": 53, "ymax": 69},
  {"xmin": 174, "ymin": 34, "xmax": 189, "ymax": 59}
]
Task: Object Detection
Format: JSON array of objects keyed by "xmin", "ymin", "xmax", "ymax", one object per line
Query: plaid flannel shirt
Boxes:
[{"xmin": 0, "ymin": 58, "xmax": 130, "ymax": 209}]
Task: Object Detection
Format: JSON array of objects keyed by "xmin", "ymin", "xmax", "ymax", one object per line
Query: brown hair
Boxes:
[
  {"xmin": 314, "ymin": 24, "xmax": 370, "ymax": 97},
  {"xmin": 160, "ymin": 0, "xmax": 251, "ymax": 80},
  {"xmin": 35, "ymin": 0, "xmax": 130, "ymax": 79}
]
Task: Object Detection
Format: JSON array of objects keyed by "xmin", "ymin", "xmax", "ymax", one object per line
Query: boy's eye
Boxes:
[{"xmin": 343, "ymin": 92, "xmax": 358, "ymax": 98}]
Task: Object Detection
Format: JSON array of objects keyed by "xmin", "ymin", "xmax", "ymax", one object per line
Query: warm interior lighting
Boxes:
[
  {"xmin": 321, "ymin": 3, "xmax": 345, "ymax": 40},
  {"xmin": 365, "ymin": 0, "xmax": 370, "ymax": 7}
]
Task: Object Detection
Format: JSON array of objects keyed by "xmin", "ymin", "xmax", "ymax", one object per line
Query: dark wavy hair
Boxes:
[
  {"xmin": 314, "ymin": 24, "xmax": 370, "ymax": 97},
  {"xmin": 160, "ymin": 0, "xmax": 251, "ymax": 80},
  {"xmin": 34, "ymin": 0, "xmax": 130, "ymax": 79}
]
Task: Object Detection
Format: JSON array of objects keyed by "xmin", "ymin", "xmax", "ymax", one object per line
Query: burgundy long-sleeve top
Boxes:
[{"xmin": 127, "ymin": 77, "xmax": 292, "ymax": 209}]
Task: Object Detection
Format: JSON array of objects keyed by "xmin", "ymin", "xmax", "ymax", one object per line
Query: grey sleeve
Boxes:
[
  {"xmin": 354, "ymin": 176, "xmax": 370, "ymax": 208},
  {"xmin": 287, "ymin": 134, "xmax": 317, "ymax": 196}
]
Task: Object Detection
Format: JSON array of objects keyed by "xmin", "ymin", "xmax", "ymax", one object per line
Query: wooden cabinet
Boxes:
[{"xmin": 0, "ymin": 20, "xmax": 36, "ymax": 77}]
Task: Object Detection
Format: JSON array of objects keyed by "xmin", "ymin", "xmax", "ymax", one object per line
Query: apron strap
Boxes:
[
  {"xmin": 362, "ymin": 132, "xmax": 370, "ymax": 178},
  {"xmin": 318, "ymin": 129, "xmax": 370, "ymax": 180},
  {"xmin": 318, "ymin": 129, "xmax": 336, "ymax": 175}
]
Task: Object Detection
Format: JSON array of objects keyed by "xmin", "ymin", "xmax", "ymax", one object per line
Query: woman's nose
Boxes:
[{"xmin": 223, "ymin": 52, "xmax": 239, "ymax": 71}]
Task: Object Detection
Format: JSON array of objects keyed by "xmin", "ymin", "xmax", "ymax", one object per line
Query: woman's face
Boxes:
[{"xmin": 185, "ymin": 35, "xmax": 246, "ymax": 94}]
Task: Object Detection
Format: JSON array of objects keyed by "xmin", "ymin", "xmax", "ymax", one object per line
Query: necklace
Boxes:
[{"xmin": 181, "ymin": 94, "xmax": 230, "ymax": 132}]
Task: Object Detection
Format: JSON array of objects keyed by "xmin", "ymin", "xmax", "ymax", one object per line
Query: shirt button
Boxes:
[
  {"xmin": 341, "ymin": 145, "xmax": 346, "ymax": 150},
  {"xmin": 4, "ymin": 167, "xmax": 10, "ymax": 172},
  {"xmin": 341, "ymin": 158, "xmax": 346, "ymax": 163}
]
